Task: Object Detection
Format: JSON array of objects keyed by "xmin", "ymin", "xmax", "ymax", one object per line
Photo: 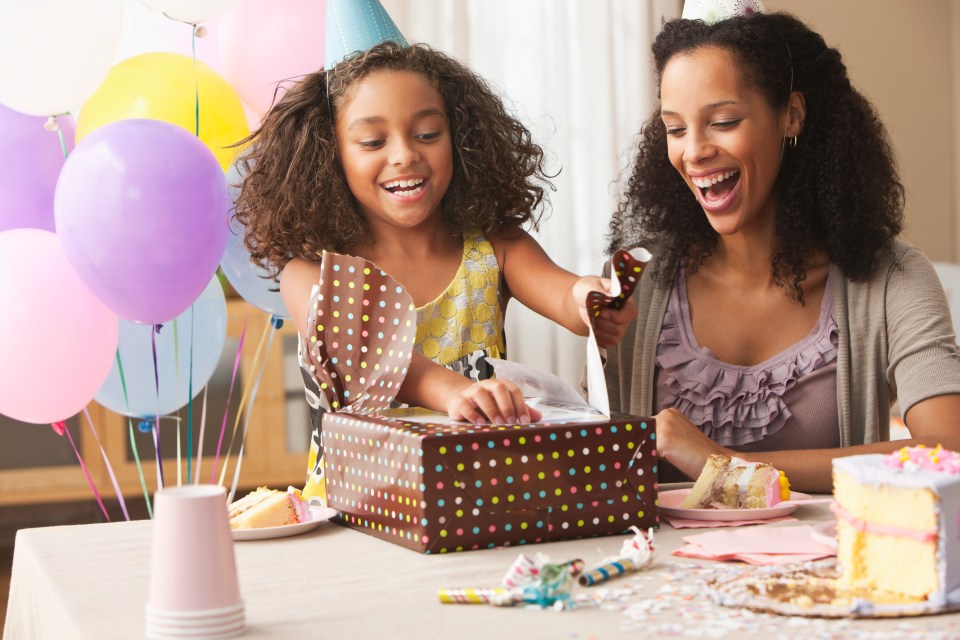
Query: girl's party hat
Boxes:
[
  {"xmin": 681, "ymin": 0, "xmax": 765, "ymax": 24},
  {"xmin": 324, "ymin": 0, "xmax": 408, "ymax": 70}
]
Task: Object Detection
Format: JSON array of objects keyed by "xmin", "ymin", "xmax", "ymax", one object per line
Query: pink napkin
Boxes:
[
  {"xmin": 662, "ymin": 514, "xmax": 798, "ymax": 529},
  {"xmin": 672, "ymin": 525, "xmax": 836, "ymax": 565}
]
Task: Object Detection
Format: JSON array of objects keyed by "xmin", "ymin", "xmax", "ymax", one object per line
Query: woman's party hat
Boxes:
[
  {"xmin": 325, "ymin": 0, "xmax": 408, "ymax": 70},
  {"xmin": 681, "ymin": 0, "xmax": 765, "ymax": 24}
]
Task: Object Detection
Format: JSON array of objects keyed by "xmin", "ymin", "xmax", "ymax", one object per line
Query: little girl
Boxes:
[{"xmin": 234, "ymin": 42, "xmax": 635, "ymax": 429}]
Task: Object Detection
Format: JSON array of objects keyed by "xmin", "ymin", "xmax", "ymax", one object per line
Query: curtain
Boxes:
[{"xmin": 383, "ymin": 0, "xmax": 680, "ymax": 386}]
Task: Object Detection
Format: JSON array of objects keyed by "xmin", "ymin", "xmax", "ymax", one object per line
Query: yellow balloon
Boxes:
[{"xmin": 76, "ymin": 52, "xmax": 249, "ymax": 170}]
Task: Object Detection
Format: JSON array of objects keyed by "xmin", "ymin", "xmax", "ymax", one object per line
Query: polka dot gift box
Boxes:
[
  {"xmin": 324, "ymin": 411, "xmax": 659, "ymax": 553},
  {"xmin": 311, "ymin": 251, "xmax": 659, "ymax": 553}
]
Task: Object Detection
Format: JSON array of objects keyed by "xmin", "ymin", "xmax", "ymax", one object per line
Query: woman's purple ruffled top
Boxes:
[{"xmin": 655, "ymin": 270, "xmax": 838, "ymax": 447}]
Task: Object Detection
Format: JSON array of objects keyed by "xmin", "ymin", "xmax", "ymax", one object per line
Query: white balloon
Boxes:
[
  {"xmin": 139, "ymin": 0, "xmax": 242, "ymax": 25},
  {"xmin": 0, "ymin": 0, "xmax": 124, "ymax": 116}
]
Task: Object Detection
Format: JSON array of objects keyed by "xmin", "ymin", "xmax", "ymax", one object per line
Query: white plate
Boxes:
[
  {"xmin": 810, "ymin": 520, "xmax": 838, "ymax": 549},
  {"xmin": 231, "ymin": 506, "xmax": 337, "ymax": 541},
  {"xmin": 659, "ymin": 489, "xmax": 813, "ymax": 521}
]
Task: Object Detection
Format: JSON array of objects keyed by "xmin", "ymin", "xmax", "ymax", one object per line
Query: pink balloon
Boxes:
[
  {"xmin": 218, "ymin": 0, "xmax": 326, "ymax": 118},
  {"xmin": 0, "ymin": 229, "xmax": 118, "ymax": 424}
]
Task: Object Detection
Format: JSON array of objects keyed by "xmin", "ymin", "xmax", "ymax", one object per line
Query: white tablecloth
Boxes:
[{"xmin": 4, "ymin": 499, "xmax": 960, "ymax": 639}]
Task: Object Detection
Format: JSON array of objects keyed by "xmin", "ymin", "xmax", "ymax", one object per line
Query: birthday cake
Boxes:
[
  {"xmin": 831, "ymin": 445, "xmax": 960, "ymax": 606},
  {"xmin": 682, "ymin": 454, "xmax": 790, "ymax": 509},
  {"xmin": 228, "ymin": 486, "xmax": 311, "ymax": 530}
]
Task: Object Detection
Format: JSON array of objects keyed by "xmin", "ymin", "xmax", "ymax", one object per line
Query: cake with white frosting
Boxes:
[
  {"xmin": 682, "ymin": 454, "xmax": 790, "ymax": 509},
  {"xmin": 832, "ymin": 445, "xmax": 960, "ymax": 605}
]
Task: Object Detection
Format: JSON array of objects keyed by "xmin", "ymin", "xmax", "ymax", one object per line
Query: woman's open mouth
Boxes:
[{"xmin": 691, "ymin": 170, "xmax": 740, "ymax": 211}]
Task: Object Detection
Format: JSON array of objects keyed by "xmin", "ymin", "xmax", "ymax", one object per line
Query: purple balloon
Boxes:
[
  {"xmin": 54, "ymin": 119, "xmax": 230, "ymax": 325},
  {"xmin": 0, "ymin": 104, "xmax": 75, "ymax": 232}
]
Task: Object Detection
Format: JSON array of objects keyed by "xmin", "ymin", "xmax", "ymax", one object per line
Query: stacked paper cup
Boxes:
[{"xmin": 146, "ymin": 485, "xmax": 245, "ymax": 639}]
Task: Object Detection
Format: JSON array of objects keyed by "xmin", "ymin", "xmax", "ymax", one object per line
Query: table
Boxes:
[{"xmin": 4, "ymin": 498, "xmax": 960, "ymax": 639}]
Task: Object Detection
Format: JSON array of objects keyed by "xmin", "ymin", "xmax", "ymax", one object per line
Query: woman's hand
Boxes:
[
  {"xmin": 654, "ymin": 408, "xmax": 728, "ymax": 478},
  {"xmin": 447, "ymin": 379, "xmax": 542, "ymax": 425},
  {"xmin": 572, "ymin": 276, "xmax": 639, "ymax": 348}
]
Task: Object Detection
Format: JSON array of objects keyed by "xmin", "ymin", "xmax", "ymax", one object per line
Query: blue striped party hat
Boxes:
[{"xmin": 324, "ymin": 0, "xmax": 408, "ymax": 71}]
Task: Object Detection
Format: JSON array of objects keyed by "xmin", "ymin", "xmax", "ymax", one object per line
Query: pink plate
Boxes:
[
  {"xmin": 810, "ymin": 520, "xmax": 838, "ymax": 549},
  {"xmin": 231, "ymin": 506, "xmax": 337, "ymax": 541},
  {"xmin": 658, "ymin": 489, "xmax": 814, "ymax": 521}
]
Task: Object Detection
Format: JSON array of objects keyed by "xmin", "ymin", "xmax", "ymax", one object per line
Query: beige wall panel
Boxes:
[{"xmin": 766, "ymin": 0, "xmax": 955, "ymax": 261}]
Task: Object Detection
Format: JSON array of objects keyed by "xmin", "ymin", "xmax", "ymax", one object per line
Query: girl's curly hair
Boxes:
[
  {"xmin": 606, "ymin": 12, "xmax": 904, "ymax": 301},
  {"xmin": 234, "ymin": 41, "xmax": 552, "ymax": 278}
]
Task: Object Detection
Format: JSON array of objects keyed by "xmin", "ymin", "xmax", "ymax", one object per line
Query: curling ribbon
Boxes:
[
  {"xmin": 173, "ymin": 317, "xmax": 182, "ymax": 486},
  {"xmin": 51, "ymin": 421, "xmax": 110, "ymax": 521},
  {"xmin": 82, "ymin": 408, "xmax": 129, "ymax": 520},
  {"xmin": 186, "ymin": 308, "xmax": 195, "ymax": 483},
  {"xmin": 193, "ymin": 386, "xmax": 209, "ymax": 484},
  {"xmin": 151, "ymin": 324, "xmax": 165, "ymax": 489},
  {"xmin": 210, "ymin": 322, "xmax": 246, "ymax": 483},
  {"xmin": 192, "ymin": 27, "xmax": 200, "ymax": 137},
  {"xmin": 218, "ymin": 314, "xmax": 274, "ymax": 492},
  {"xmin": 115, "ymin": 349, "xmax": 152, "ymax": 518},
  {"xmin": 225, "ymin": 315, "xmax": 280, "ymax": 502}
]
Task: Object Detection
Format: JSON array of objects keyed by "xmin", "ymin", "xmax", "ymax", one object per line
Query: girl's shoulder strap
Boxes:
[{"xmin": 463, "ymin": 227, "xmax": 496, "ymax": 261}]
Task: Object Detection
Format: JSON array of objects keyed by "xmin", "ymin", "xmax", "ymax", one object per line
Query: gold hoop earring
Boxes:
[{"xmin": 788, "ymin": 135, "xmax": 798, "ymax": 150}]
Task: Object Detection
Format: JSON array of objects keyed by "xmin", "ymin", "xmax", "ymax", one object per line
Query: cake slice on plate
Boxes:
[
  {"xmin": 681, "ymin": 454, "xmax": 790, "ymax": 509},
  {"xmin": 228, "ymin": 486, "xmax": 311, "ymax": 530}
]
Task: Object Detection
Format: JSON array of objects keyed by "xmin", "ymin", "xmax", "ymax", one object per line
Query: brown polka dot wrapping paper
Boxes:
[
  {"xmin": 310, "ymin": 251, "xmax": 659, "ymax": 553},
  {"xmin": 304, "ymin": 251, "xmax": 416, "ymax": 414},
  {"xmin": 324, "ymin": 412, "xmax": 659, "ymax": 553},
  {"xmin": 585, "ymin": 247, "xmax": 652, "ymax": 416}
]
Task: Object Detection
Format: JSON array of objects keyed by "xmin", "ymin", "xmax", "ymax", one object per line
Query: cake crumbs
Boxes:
[{"xmin": 594, "ymin": 562, "xmax": 960, "ymax": 639}]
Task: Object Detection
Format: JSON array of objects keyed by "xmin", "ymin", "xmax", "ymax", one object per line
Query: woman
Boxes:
[{"xmin": 605, "ymin": 11, "xmax": 960, "ymax": 492}]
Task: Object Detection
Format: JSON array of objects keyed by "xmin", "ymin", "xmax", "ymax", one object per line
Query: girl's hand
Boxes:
[
  {"xmin": 654, "ymin": 408, "xmax": 728, "ymax": 478},
  {"xmin": 446, "ymin": 379, "xmax": 543, "ymax": 425},
  {"xmin": 572, "ymin": 276, "xmax": 639, "ymax": 348}
]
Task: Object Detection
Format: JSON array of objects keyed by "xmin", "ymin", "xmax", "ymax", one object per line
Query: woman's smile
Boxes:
[{"xmin": 660, "ymin": 46, "xmax": 790, "ymax": 236}]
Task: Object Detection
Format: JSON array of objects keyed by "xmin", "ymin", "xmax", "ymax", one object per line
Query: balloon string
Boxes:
[
  {"xmin": 186, "ymin": 307, "xmax": 195, "ymax": 483},
  {"xmin": 55, "ymin": 127, "xmax": 68, "ymax": 159},
  {"xmin": 53, "ymin": 421, "xmax": 110, "ymax": 521},
  {"xmin": 151, "ymin": 325, "xmax": 165, "ymax": 489},
  {"xmin": 224, "ymin": 316, "xmax": 277, "ymax": 498},
  {"xmin": 44, "ymin": 114, "xmax": 69, "ymax": 158},
  {"xmin": 193, "ymin": 385, "xmax": 209, "ymax": 484},
  {"xmin": 82, "ymin": 408, "xmax": 130, "ymax": 520},
  {"xmin": 218, "ymin": 314, "xmax": 270, "ymax": 487},
  {"xmin": 116, "ymin": 349, "xmax": 153, "ymax": 517},
  {"xmin": 173, "ymin": 317, "xmax": 181, "ymax": 486},
  {"xmin": 192, "ymin": 27, "xmax": 200, "ymax": 137},
  {"xmin": 211, "ymin": 323, "xmax": 246, "ymax": 483}
]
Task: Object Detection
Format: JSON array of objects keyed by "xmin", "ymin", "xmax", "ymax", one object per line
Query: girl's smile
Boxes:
[{"xmin": 335, "ymin": 69, "xmax": 453, "ymax": 233}]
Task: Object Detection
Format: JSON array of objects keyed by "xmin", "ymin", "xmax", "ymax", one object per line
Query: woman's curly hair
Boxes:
[
  {"xmin": 606, "ymin": 12, "xmax": 904, "ymax": 301},
  {"xmin": 234, "ymin": 41, "xmax": 552, "ymax": 278}
]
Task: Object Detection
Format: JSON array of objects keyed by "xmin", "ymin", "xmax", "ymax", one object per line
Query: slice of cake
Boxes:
[
  {"xmin": 228, "ymin": 486, "xmax": 311, "ymax": 530},
  {"xmin": 831, "ymin": 445, "xmax": 960, "ymax": 605},
  {"xmin": 681, "ymin": 454, "xmax": 790, "ymax": 509}
]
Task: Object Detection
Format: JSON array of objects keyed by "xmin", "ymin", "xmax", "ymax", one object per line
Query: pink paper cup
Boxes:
[{"xmin": 147, "ymin": 485, "xmax": 243, "ymax": 615}]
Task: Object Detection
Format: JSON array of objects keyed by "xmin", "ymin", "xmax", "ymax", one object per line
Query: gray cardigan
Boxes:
[{"xmin": 604, "ymin": 240, "xmax": 960, "ymax": 446}]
